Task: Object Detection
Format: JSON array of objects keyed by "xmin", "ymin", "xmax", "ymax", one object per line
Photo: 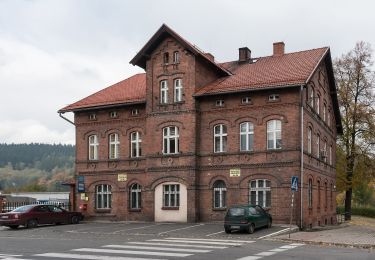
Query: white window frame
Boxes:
[
  {"xmin": 163, "ymin": 126, "xmax": 179, "ymax": 154},
  {"xmin": 316, "ymin": 134, "xmax": 320, "ymax": 158},
  {"xmin": 215, "ymin": 100, "xmax": 224, "ymax": 107},
  {"xmin": 130, "ymin": 183, "xmax": 141, "ymax": 209},
  {"xmin": 174, "ymin": 79, "xmax": 183, "ymax": 102},
  {"xmin": 323, "ymin": 141, "xmax": 327, "ymax": 162},
  {"xmin": 110, "ymin": 111, "xmax": 118, "ymax": 118},
  {"xmin": 109, "ymin": 133, "xmax": 120, "ymax": 159},
  {"xmin": 173, "ymin": 51, "xmax": 179, "ymax": 63},
  {"xmin": 95, "ymin": 184, "xmax": 112, "ymax": 209},
  {"xmin": 213, "ymin": 180, "xmax": 226, "ymax": 208},
  {"xmin": 163, "ymin": 184, "xmax": 180, "ymax": 208},
  {"xmin": 310, "ymin": 88, "xmax": 314, "ymax": 108},
  {"xmin": 250, "ymin": 179, "xmax": 271, "ymax": 208},
  {"xmin": 307, "ymin": 127, "xmax": 312, "ymax": 154},
  {"xmin": 131, "ymin": 109, "xmax": 139, "ymax": 116},
  {"xmin": 131, "ymin": 132, "xmax": 142, "ymax": 158},
  {"xmin": 88, "ymin": 135, "xmax": 99, "ymax": 160},
  {"xmin": 316, "ymin": 94, "xmax": 320, "ymax": 115},
  {"xmin": 160, "ymin": 80, "xmax": 168, "ymax": 104},
  {"xmin": 323, "ymin": 104, "xmax": 326, "ymax": 122},
  {"xmin": 267, "ymin": 120, "xmax": 282, "ymax": 150},
  {"xmin": 89, "ymin": 113, "xmax": 97, "ymax": 120},
  {"xmin": 240, "ymin": 122, "xmax": 254, "ymax": 151},
  {"xmin": 214, "ymin": 124, "xmax": 227, "ymax": 153},
  {"xmin": 242, "ymin": 97, "xmax": 251, "ymax": 104},
  {"xmin": 268, "ymin": 94, "xmax": 279, "ymax": 101}
]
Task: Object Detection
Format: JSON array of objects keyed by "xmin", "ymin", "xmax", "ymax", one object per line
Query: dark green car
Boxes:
[{"xmin": 224, "ymin": 205, "xmax": 272, "ymax": 234}]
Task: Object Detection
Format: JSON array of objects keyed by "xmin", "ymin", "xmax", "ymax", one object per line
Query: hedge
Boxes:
[{"xmin": 337, "ymin": 206, "xmax": 375, "ymax": 218}]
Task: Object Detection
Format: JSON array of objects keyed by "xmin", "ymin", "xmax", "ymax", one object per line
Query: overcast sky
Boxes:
[{"xmin": 0, "ymin": 0, "xmax": 374, "ymax": 145}]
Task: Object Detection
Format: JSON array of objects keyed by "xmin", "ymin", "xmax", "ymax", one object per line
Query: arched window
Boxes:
[
  {"xmin": 323, "ymin": 103, "xmax": 327, "ymax": 122},
  {"xmin": 88, "ymin": 134, "xmax": 99, "ymax": 160},
  {"xmin": 130, "ymin": 183, "xmax": 141, "ymax": 209},
  {"xmin": 323, "ymin": 141, "xmax": 327, "ymax": 163},
  {"xmin": 174, "ymin": 79, "xmax": 183, "ymax": 102},
  {"xmin": 307, "ymin": 127, "xmax": 312, "ymax": 154},
  {"xmin": 130, "ymin": 132, "xmax": 142, "ymax": 158},
  {"xmin": 308, "ymin": 179, "xmax": 313, "ymax": 208},
  {"xmin": 163, "ymin": 52, "xmax": 169, "ymax": 64},
  {"xmin": 109, "ymin": 133, "xmax": 120, "ymax": 159},
  {"xmin": 316, "ymin": 94, "xmax": 320, "ymax": 115},
  {"xmin": 267, "ymin": 120, "xmax": 281, "ymax": 149},
  {"xmin": 250, "ymin": 179, "xmax": 271, "ymax": 207},
  {"xmin": 214, "ymin": 124, "xmax": 227, "ymax": 153},
  {"xmin": 160, "ymin": 80, "xmax": 168, "ymax": 104},
  {"xmin": 213, "ymin": 180, "xmax": 226, "ymax": 208},
  {"xmin": 240, "ymin": 122, "xmax": 254, "ymax": 151},
  {"xmin": 95, "ymin": 184, "xmax": 112, "ymax": 209},
  {"xmin": 310, "ymin": 87, "xmax": 314, "ymax": 108},
  {"xmin": 316, "ymin": 134, "xmax": 320, "ymax": 158},
  {"xmin": 163, "ymin": 126, "xmax": 179, "ymax": 154}
]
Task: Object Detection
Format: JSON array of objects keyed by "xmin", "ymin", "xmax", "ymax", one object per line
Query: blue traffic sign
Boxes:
[{"xmin": 291, "ymin": 176, "xmax": 298, "ymax": 192}]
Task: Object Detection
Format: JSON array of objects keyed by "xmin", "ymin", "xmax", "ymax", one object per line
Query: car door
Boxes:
[
  {"xmin": 248, "ymin": 207, "xmax": 262, "ymax": 228},
  {"xmin": 255, "ymin": 205, "xmax": 268, "ymax": 227},
  {"xmin": 32, "ymin": 205, "xmax": 51, "ymax": 224},
  {"xmin": 47, "ymin": 205, "xmax": 66, "ymax": 224}
]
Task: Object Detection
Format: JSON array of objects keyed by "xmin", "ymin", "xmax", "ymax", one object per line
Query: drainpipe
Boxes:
[
  {"xmin": 59, "ymin": 112, "xmax": 75, "ymax": 126},
  {"xmin": 300, "ymin": 85, "xmax": 304, "ymax": 230}
]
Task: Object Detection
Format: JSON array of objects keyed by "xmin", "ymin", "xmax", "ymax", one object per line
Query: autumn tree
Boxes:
[{"xmin": 334, "ymin": 41, "xmax": 375, "ymax": 220}]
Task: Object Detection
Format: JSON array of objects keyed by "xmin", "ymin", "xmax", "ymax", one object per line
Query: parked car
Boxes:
[
  {"xmin": 224, "ymin": 205, "xmax": 272, "ymax": 234},
  {"xmin": 0, "ymin": 204, "xmax": 83, "ymax": 229}
]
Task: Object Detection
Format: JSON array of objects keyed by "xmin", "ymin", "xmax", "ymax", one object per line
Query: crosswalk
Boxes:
[{"xmin": 0, "ymin": 237, "xmax": 302, "ymax": 260}]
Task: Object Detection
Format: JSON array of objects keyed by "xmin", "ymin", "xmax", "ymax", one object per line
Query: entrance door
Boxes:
[{"xmin": 154, "ymin": 182, "xmax": 187, "ymax": 222}]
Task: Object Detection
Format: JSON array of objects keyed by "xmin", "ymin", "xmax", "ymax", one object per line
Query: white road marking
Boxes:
[
  {"xmin": 113, "ymin": 224, "xmax": 161, "ymax": 234},
  {"xmin": 256, "ymin": 251, "xmax": 277, "ymax": 256},
  {"xmin": 128, "ymin": 241, "xmax": 227, "ymax": 249},
  {"xmin": 206, "ymin": 230, "xmax": 225, "ymax": 236},
  {"xmin": 148, "ymin": 239, "xmax": 242, "ymax": 246},
  {"xmin": 279, "ymin": 245, "xmax": 299, "ymax": 249},
  {"xmin": 157, "ymin": 224, "xmax": 204, "ymax": 235},
  {"xmin": 73, "ymin": 248, "xmax": 192, "ymax": 257},
  {"xmin": 166, "ymin": 237, "xmax": 255, "ymax": 243},
  {"xmin": 269, "ymin": 248, "xmax": 289, "ymax": 252},
  {"xmin": 236, "ymin": 243, "xmax": 304, "ymax": 260},
  {"xmin": 256, "ymin": 228, "xmax": 291, "ymax": 239},
  {"xmin": 103, "ymin": 244, "xmax": 210, "ymax": 253},
  {"xmin": 35, "ymin": 253, "xmax": 166, "ymax": 260},
  {"xmin": 237, "ymin": 256, "xmax": 262, "ymax": 260}
]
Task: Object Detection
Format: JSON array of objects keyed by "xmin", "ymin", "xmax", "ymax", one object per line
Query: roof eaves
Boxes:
[{"xmin": 58, "ymin": 100, "xmax": 146, "ymax": 113}]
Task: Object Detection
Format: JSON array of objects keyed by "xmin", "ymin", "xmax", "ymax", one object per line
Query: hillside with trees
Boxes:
[{"xmin": 0, "ymin": 143, "xmax": 75, "ymax": 193}]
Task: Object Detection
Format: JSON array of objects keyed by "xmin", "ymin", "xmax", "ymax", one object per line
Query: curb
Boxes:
[{"xmin": 257, "ymin": 226, "xmax": 299, "ymax": 239}]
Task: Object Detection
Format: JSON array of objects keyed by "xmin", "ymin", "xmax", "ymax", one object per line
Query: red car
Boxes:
[{"xmin": 0, "ymin": 204, "xmax": 83, "ymax": 229}]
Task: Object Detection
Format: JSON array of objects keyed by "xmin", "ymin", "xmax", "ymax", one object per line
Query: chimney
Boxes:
[
  {"xmin": 273, "ymin": 42, "xmax": 285, "ymax": 56},
  {"xmin": 238, "ymin": 47, "xmax": 251, "ymax": 62},
  {"xmin": 205, "ymin": 53, "xmax": 215, "ymax": 62}
]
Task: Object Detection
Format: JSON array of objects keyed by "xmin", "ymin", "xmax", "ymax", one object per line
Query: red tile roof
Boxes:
[
  {"xmin": 59, "ymin": 73, "xmax": 146, "ymax": 112},
  {"xmin": 195, "ymin": 47, "xmax": 329, "ymax": 96}
]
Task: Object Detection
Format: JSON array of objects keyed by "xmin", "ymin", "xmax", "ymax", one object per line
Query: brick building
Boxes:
[{"xmin": 59, "ymin": 24, "xmax": 342, "ymax": 228}]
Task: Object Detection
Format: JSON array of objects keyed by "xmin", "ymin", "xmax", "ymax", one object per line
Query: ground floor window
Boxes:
[
  {"xmin": 250, "ymin": 179, "xmax": 271, "ymax": 207},
  {"xmin": 130, "ymin": 183, "xmax": 141, "ymax": 209},
  {"xmin": 95, "ymin": 184, "xmax": 112, "ymax": 209},
  {"xmin": 163, "ymin": 184, "xmax": 180, "ymax": 208},
  {"xmin": 213, "ymin": 180, "xmax": 227, "ymax": 208}
]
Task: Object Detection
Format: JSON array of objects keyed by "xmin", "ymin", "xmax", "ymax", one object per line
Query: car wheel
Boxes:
[
  {"xmin": 224, "ymin": 227, "xmax": 231, "ymax": 234},
  {"xmin": 71, "ymin": 215, "xmax": 80, "ymax": 224},
  {"xmin": 267, "ymin": 219, "xmax": 272, "ymax": 228},
  {"xmin": 8, "ymin": 225, "xmax": 19, "ymax": 229},
  {"xmin": 247, "ymin": 223, "xmax": 255, "ymax": 234},
  {"xmin": 26, "ymin": 219, "xmax": 38, "ymax": 229}
]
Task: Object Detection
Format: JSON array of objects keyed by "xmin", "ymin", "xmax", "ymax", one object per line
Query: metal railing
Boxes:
[{"xmin": 1, "ymin": 201, "xmax": 71, "ymax": 213}]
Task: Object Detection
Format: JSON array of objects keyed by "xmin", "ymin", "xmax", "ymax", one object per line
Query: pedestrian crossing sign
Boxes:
[{"xmin": 291, "ymin": 176, "xmax": 298, "ymax": 192}]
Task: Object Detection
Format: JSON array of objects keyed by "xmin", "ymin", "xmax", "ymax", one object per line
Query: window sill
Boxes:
[
  {"xmin": 162, "ymin": 207, "xmax": 179, "ymax": 210},
  {"xmin": 95, "ymin": 209, "xmax": 111, "ymax": 213},
  {"xmin": 212, "ymin": 207, "xmax": 227, "ymax": 211}
]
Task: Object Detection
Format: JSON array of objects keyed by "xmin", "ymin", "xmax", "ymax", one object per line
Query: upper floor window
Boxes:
[
  {"xmin": 213, "ymin": 180, "xmax": 226, "ymax": 208},
  {"xmin": 328, "ymin": 110, "xmax": 331, "ymax": 127},
  {"xmin": 250, "ymin": 179, "xmax": 271, "ymax": 208},
  {"xmin": 308, "ymin": 179, "xmax": 313, "ymax": 208},
  {"xmin": 267, "ymin": 120, "xmax": 281, "ymax": 150},
  {"xmin": 268, "ymin": 94, "xmax": 280, "ymax": 101},
  {"xmin": 316, "ymin": 94, "xmax": 320, "ymax": 115},
  {"xmin": 173, "ymin": 51, "xmax": 180, "ymax": 63},
  {"xmin": 323, "ymin": 104, "xmax": 327, "ymax": 122},
  {"xmin": 130, "ymin": 183, "xmax": 141, "ymax": 210},
  {"xmin": 323, "ymin": 141, "xmax": 327, "ymax": 163},
  {"xmin": 307, "ymin": 127, "xmax": 312, "ymax": 154},
  {"xmin": 216, "ymin": 100, "xmax": 224, "ymax": 107},
  {"xmin": 329, "ymin": 145, "xmax": 333, "ymax": 165},
  {"xmin": 130, "ymin": 132, "xmax": 142, "ymax": 158},
  {"xmin": 214, "ymin": 124, "xmax": 227, "ymax": 153},
  {"xmin": 163, "ymin": 52, "xmax": 169, "ymax": 64},
  {"xmin": 174, "ymin": 79, "xmax": 183, "ymax": 102},
  {"xmin": 95, "ymin": 184, "xmax": 112, "ymax": 209},
  {"xmin": 310, "ymin": 88, "xmax": 314, "ymax": 108},
  {"xmin": 163, "ymin": 184, "xmax": 180, "ymax": 208},
  {"xmin": 89, "ymin": 113, "xmax": 97, "ymax": 121},
  {"xmin": 240, "ymin": 122, "xmax": 254, "ymax": 151},
  {"xmin": 316, "ymin": 134, "xmax": 320, "ymax": 158},
  {"xmin": 160, "ymin": 80, "xmax": 168, "ymax": 104},
  {"xmin": 109, "ymin": 111, "xmax": 118, "ymax": 118},
  {"xmin": 109, "ymin": 133, "xmax": 120, "ymax": 159},
  {"xmin": 131, "ymin": 109, "xmax": 139, "ymax": 116},
  {"xmin": 242, "ymin": 97, "xmax": 251, "ymax": 104},
  {"xmin": 88, "ymin": 135, "xmax": 99, "ymax": 160},
  {"xmin": 163, "ymin": 126, "xmax": 179, "ymax": 154}
]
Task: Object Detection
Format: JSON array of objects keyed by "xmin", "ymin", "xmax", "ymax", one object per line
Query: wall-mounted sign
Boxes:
[
  {"xmin": 230, "ymin": 169, "xmax": 241, "ymax": 177},
  {"xmin": 118, "ymin": 174, "xmax": 128, "ymax": 182},
  {"xmin": 77, "ymin": 176, "xmax": 85, "ymax": 193}
]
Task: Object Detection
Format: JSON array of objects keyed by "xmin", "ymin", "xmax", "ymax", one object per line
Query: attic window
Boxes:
[
  {"xmin": 173, "ymin": 51, "xmax": 180, "ymax": 63},
  {"xmin": 109, "ymin": 111, "xmax": 118, "ymax": 118},
  {"xmin": 131, "ymin": 109, "xmax": 139, "ymax": 116},
  {"xmin": 216, "ymin": 100, "xmax": 225, "ymax": 107},
  {"xmin": 89, "ymin": 113, "xmax": 97, "ymax": 120},
  {"xmin": 163, "ymin": 52, "xmax": 169, "ymax": 64},
  {"xmin": 268, "ymin": 94, "xmax": 280, "ymax": 102},
  {"xmin": 242, "ymin": 97, "xmax": 251, "ymax": 104}
]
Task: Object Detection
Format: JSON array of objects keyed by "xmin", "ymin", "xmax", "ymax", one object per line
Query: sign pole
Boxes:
[{"xmin": 289, "ymin": 191, "xmax": 294, "ymax": 238}]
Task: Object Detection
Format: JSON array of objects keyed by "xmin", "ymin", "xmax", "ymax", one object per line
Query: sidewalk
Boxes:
[{"xmin": 274, "ymin": 216, "xmax": 375, "ymax": 249}]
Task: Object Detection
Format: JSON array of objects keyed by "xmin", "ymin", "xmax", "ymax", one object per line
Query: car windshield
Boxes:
[
  {"xmin": 12, "ymin": 205, "xmax": 34, "ymax": 213},
  {"xmin": 228, "ymin": 208, "xmax": 245, "ymax": 216}
]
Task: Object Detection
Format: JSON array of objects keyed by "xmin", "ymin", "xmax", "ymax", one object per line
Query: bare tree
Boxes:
[{"xmin": 334, "ymin": 41, "xmax": 375, "ymax": 220}]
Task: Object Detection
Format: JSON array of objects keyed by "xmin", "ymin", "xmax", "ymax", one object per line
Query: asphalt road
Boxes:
[{"xmin": 0, "ymin": 222, "xmax": 374, "ymax": 260}]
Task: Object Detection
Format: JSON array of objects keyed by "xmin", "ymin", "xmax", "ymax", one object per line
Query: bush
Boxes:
[{"xmin": 337, "ymin": 206, "xmax": 375, "ymax": 218}]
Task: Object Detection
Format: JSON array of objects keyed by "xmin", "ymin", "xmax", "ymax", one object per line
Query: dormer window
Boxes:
[
  {"xmin": 89, "ymin": 113, "xmax": 97, "ymax": 120},
  {"xmin": 173, "ymin": 51, "xmax": 180, "ymax": 63},
  {"xmin": 163, "ymin": 52, "xmax": 169, "ymax": 64},
  {"xmin": 242, "ymin": 97, "xmax": 251, "ymax": 104},
  {"xmin": 109, "ymin": 111, "xmax": 118, "ymax": 118},
  {"xmin": 268, "ymin": 94, "xmax": 280, "ymax": 101},
  {"xmin": 131, "ymin": 109, "xmax": 139, "ymax": 116},
  {"xmin": 216, "ymin": 100, "xmax": 225, "ymax": 107}
]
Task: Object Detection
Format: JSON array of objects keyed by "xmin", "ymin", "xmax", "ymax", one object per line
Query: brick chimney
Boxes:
[
  {"xmin": 205, "ymin": 53, "xmax": 215, "ymax": 62},
  {"xmin": 273, "ymin": 42, "xmax": 285, "ymax": 56},
  {"xmin": 239, "ymin": 47, "xmax": 251, "ymax": 62}
]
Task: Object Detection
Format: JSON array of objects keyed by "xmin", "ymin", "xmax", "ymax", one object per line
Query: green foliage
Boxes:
[
  {"xmin": 337, "ymin": 206, "xmax": 375, "ymax": 218},
  {"xmin": 353, "ymin": 182, "xmax": 374, "ymax": 206}
]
